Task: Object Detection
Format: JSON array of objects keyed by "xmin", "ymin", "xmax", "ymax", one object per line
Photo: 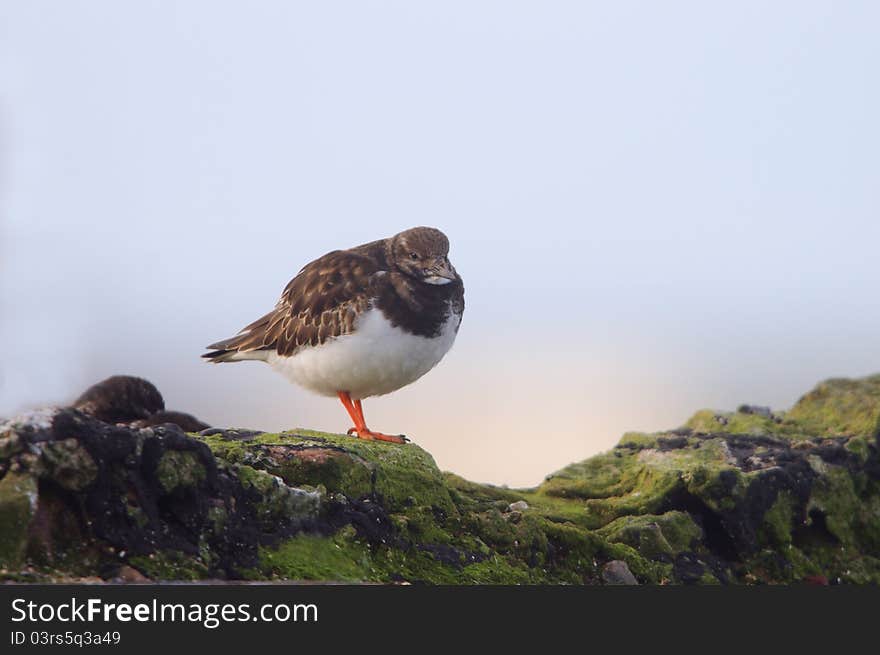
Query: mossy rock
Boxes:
[
  {"xmin": 156, "ymin": 450, "xmax": 206, "ymax": 494},
  {"xmin": 597, "ymin": 511, "xmax": 702, "ymax": 560},
  {"xmin": 2, "ymin": 372, "xmax": 880, "ymax": 584},
  {"xmin": 787, "ymin": 375, "xmax": 880, "ymax": 437},
  {"xmin": 198, "ymin": 430, "xmax": 457, "ymax": 516},
  {"xmin": 35, "ymin": 439, "xmax": 99, "ymax": 491},
  {"xmin": 0, "ymin": 471, "xmax": 38, "ymax": 569},
  {"xmin": 686, "ymin": 410, "xmax": 782, "ymax": 437},
  {"xmin": 233, "ymin": 463, "xmax": 321, "ymax": 526}
]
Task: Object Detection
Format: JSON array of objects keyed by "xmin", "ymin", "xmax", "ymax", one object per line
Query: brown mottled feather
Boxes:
[{"xmin": 205, "ymin": 250, "xmax": 381, "ymax": 358}]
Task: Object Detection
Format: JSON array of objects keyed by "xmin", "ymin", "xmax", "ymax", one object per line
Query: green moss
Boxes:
[
  {"xmin": 259, "ymin": 534, "xmax": 373, "ymax": 582},
  {"xmin": 128, "ymin": 551, "xmax": 210, "ymax": 581},
  {"xmin": 844, "ymin": 435, "xmax": 873, "ymax": 463},
  {"xmin": 443, "ymin": 474, "xmax": 528, "ymax": 521},
  {"xmin": 779, "ymin": 545, "xmax": 824, "ymax": 581},
  {"xmin": 156, "ymin": 451, "xmax": 206, "ymax": 494},
  {"xmin": 205, "ymin": 505, "xmax": 227, "ymax": 536},
  {"xmin": 836, "ymin": 554, "xmax": 880, "ymax": 584},
  {"xmin": 274, "ymin": 450, "xmax": 372, "ymax": 499},
  {"xmin": 196, "ymin": 432, "xmax": 250, "ymax": 462},
  {"xmin": 686, "ymin": 409, "xmax": 776, "ymax": 436},
  {"xmin": 534, "ymin": 436, "xmax": 755, "ymax": 535},
  {"xmin": 199, "ymin": 429, "xmax": 456, "ymax": 515},
  {"xmin": 807, "ymin": 466, "xmax": 859, "ymax": 544},
  {"xmin": 0, "ymin": 471, "xmax": 37, "ymax": 569},
  {"xmin": 787, "ymin": 375, "xmax": 880, "ymax": 437},
  {"xmin": 759, "ymin": 492, "xmax": 795, "ymax": 548},
  {"xmin": 126, "ymin": 503, "xmax": 150, "ymax": 530},
  {"xmin": 538, "ymin": 518, "xmax": 669, "ymax": 583},
  {"xmin": 597, "ymin": 511, "xmax": 702, "ymax": 560},
  {"xmin": 257, "ymin": 533, "xmax": 498, "ymax": 584},
  {"xmin": 652, "ymin": 511, "xmax": 704, "ymax": 551},
  {"xmin": 854, "ymin": 494, "xmax": 880, "ymax": 552},
  {"xmin": 457, "ymin": 556, "xmax": 533, "ymax": 584},
  {"xmin": 233, "ymin": 463, "xmax": 320, "ymax": 524},
  {"xmin": 36, "ymin": 439, "xmax": 98, "ymax": 491},
  {"xmin": 687, "ymin": 467, "xmax": 747, "ymax": 514},
  {"xmin": 617, "ymin": 432, "xmax": 660, "ymax": 449},
  {"xmin": 598, "ymin": 517, "xmax": 671, "ymax": 560},
  {"xmin": 540, "ymin": 450, "xmax": 646, "ymax": 500},
  {"xmin": 391, "ymin": 506, "xmax": 456, "ymax": 545}
]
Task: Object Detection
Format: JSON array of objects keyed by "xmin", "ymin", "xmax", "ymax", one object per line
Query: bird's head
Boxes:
[{"xmin": 389, "ymin": 227, "xmax": 458, "ymax": 285}]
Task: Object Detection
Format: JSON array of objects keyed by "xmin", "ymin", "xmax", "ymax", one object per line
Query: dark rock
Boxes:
[
  {"xmin": 0, "ymin": 408, "xmax": 320, "ymax": 579},
  {"xmin": 737, "ymin": 405, "xmax": 773, "ymax": 418},
  {"xmin": 134, "ymin": 411, "xmax": 210, "ymax": 432},
  {"xmin": 199, "ymin": 428, "xmax": 263, "ymax": 441},
  {"xmin": 602, "ymin": 560, "xmax": 638, "ymax": 585},
  {"xmin": 673, "ymin": 552, "xmax": 708, "ymax": 584},
  {"xmin": 657, "ymin": 435, "xmax": 689, "ymax": 451}
]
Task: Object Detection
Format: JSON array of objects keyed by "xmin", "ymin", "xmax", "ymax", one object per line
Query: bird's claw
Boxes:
[{"xmin": 346, "ymin": 427, "xmax": 409, "ymax": 444}]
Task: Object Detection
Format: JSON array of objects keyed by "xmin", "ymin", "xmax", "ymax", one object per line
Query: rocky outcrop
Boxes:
[{"xmin": 1, "ymin": 375, "xmax": 879, "ymax": 584}]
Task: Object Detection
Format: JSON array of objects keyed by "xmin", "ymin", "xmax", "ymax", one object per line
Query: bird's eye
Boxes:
[{"xmin": 409, "ymin": 252, "xmax": 419, "ymax": 260}]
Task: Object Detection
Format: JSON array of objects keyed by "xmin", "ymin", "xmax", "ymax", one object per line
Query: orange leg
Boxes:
[
  {"xmin": 336, "ymin": 391, "xmax": 408, "ymax": 444},
  {"xmin": 337, "ymin": 391, "xmax": 364, "ymax": 432}
]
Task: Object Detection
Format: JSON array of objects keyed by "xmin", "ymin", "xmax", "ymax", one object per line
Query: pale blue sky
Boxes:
[{"xmin": 2, "ymin": 2, "xmax": 878, "ymax": 485}]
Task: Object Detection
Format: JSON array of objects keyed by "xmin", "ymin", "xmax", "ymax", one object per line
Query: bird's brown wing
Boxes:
[{"xmin": 204, "ymin": 250, "xmax": 381, "ymax": 359}]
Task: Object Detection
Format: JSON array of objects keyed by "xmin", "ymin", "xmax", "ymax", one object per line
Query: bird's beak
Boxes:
[{"xmin": 423, "ymin": 258, "xmax": 456, "ymax": 285}]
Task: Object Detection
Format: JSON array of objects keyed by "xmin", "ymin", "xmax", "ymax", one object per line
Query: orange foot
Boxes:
[
  {"xmin": 337, "ymin": 391, "xmax": 409, "ymax": 445},
  {"xmin": 346, "ymin": 427, "xmax": 409, "ymax": 444}
]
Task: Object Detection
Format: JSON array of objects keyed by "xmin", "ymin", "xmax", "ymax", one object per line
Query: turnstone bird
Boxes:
[
  {"xmin": 202, "ymin": 227, "xmax": 464, "ymax": 443},
  {"xmin": 74, "ymin": 375, "xmax": 165, "ymax": 423}
]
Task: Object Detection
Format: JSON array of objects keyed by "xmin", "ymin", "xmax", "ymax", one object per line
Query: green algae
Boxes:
[
  {"xmin": 597, "ymin": 512, "xmax": 702, "ymax": 560},
  {"xmin": 787, "ymin": 375, "xmax": 880, "ymax": 437},
  {"xmin": 257, "ymin": 532, "xmax": 534, "ymax": 584},
  {"xmin": 686, "ymin": 409, "xmax": 782, "ymax": 436},
  {"xmin": 198, "ymin": 430, "xmax": 458, "ymax": 532},
  {"xmin": 541, "ymin": 450, "xmax": 641, "ymax": 500},
  {"xmin": 128, "ymin": 551, "xmax": 210, "ymax": 581},
  {"xmin": 36, "ymin": 439, "xmax": 98, "ymax": 491},
  {"xmin": 199, "ymin": 430, "xmax": 454, "ymax": 511},
  {"xmin": 259, "ymin": 534, "xmax": 373, "ymax": 582},
  {"xmin": 156, "ymin": 450, "xmax": 206, "ymax": 494},
  {"xmin": 0, "ymin": 471, "xmax": 37, "ymax": 569},
  {"xmin": 759, "ymin": 492, "xmax": 795, "ymax": 548},
  {"xmin": 233, "ymin": 463, "xmax": 321, "ymax": 524}
]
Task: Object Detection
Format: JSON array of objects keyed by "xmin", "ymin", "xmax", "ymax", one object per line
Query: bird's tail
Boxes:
[
  {"xmin": 201, "ymin": 335, "xmax": 270, "ymax": 364},
  {"xmin": 201, "ymin": 349, "xmax": 258, "ymax": 363},
  {"xmin": 202, "ymin": 311, "xmax": 275, "ymax": 363}
]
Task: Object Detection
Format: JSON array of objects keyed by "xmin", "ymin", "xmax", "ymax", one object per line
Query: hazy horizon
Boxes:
[{"xmin": 2, "ymin": 2, "xmax": 879, "ymax": 486}]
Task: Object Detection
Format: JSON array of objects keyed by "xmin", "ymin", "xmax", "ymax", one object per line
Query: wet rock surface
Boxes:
[{"xmin": 2, "ymin": 374, "xmax": 880, "ymax": 584}]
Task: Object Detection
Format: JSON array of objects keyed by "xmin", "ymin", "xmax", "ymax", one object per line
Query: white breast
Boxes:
[{"xmin": 266, "ymin": 306, "xmax": 461, "ymax": 400}]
